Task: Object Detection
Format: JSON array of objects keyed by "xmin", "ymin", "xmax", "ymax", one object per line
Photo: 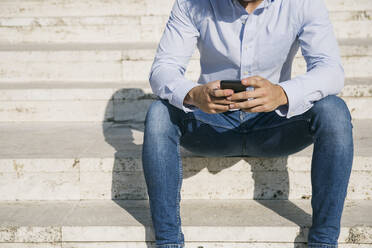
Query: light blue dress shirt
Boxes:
[{"xmin": 148, "ymin": 0, "xmax": 344, "ymax": 118}]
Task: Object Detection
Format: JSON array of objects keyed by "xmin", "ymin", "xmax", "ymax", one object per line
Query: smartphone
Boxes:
[
  {"xmin": 220, "ymin": 80, "xmax": 254, "ymax": 101},
  {"xmin": 220, "ymin": 80, "xmax": 246, "ymax": 93}
]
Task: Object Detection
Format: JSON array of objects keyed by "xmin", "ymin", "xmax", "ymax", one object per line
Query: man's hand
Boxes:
[
  {"xmin": 227, "ymin": 76, "xmax": 288, "ymax": 112},
  {"xmin": 183, "ymin": 80, "xmax": 236, "ymax": 114}
]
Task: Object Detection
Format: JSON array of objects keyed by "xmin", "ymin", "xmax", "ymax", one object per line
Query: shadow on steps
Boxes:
[{"xmin": 102, "ymin": 88, "xmax": 312, "ymax": 247}]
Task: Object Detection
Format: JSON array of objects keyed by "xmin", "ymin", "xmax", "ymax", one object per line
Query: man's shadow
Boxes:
[
  {"xmin": 250, "ymin": 157, "xmax": 312, "ymax": 247},
  {"xmin": 102, "ymin": 88, "xmax": 312, "ymax": 247}
]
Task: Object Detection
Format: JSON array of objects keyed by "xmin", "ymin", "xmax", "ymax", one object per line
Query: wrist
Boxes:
[
  {"xmin": 183, "ymin": 85, "xmax": 200, "ymax": 106},
  {"xmin": 277, "ymin": 85, "xmax": 288, "ymax": 106}
]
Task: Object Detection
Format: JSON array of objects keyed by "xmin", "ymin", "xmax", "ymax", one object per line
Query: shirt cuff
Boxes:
[
  {"xmin": 169, "ymin": 79, "xmax": 200, "ymax": 113},
  {"xmin": 275, "ymin": 104, "xmax": 288, "ymax": 117},
  {"xmin": 276, "ymin": 80, "xmax": 304, "ymax": 119}
]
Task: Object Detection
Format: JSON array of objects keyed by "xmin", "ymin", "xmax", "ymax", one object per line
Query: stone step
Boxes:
[
  {"xmin": 0, "ymin": 39, "xmax": 371, "ymax": 82},
  {"xmin": 0, "ymin": 12, "xmax": 371, "ymax": 44},
  {"xmin": 1, "ymin": 77, "xmax": 370, "ymax": 100},
  {"xmin": 1, "ymin": 10, "xmax": 370, "ymax": 21},
  {"xmin": 0, "ymin": 120, "xmax": 370, "ymax": 201},
  {"xmin": 0, "ymin": 199, "xmax": 371, "ymax": 247},
  {"xmin": 0, "ymin": 79, "xmax": 371, "ymax": 122},
  {"xmin": 1, "ymin": 0, "xmax": 371, "ymax": 18}
]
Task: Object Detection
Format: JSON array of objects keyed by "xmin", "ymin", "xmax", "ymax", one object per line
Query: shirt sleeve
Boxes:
[
  {"xmin": 148, "ymin": 0, "xmax": 200, "ymax": 113},
  {"xmin": 275, "ymin": 0, "xmax": 345, "ymax": 118}
]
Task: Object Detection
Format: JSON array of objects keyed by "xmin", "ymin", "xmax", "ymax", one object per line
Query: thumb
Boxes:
[
  {"xmin": 241, "ymin": 78, "xmax": 250, "ymax": 86},
  {"xmin": 210, "ymin": 80, "xmax": 221, "ymax": 89}
]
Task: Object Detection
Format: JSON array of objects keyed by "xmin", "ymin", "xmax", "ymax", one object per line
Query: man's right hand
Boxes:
[{"xmin": 183, "ymin": 80, "xmax": 235, "ymax": 114}]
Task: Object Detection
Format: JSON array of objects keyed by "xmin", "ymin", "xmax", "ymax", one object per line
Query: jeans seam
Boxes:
[
  {"xmin": 176, "ymin": 137, "xmax": 183, "ymax": 245},
  {"xmin": 242, "ymin": 132, "xmax": 247, "ymax": 155}
]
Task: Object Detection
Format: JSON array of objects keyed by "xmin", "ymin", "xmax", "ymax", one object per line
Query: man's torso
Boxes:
[{"xmin": 186, "ymin": 0, "xmax": 302, "ymax": 85}]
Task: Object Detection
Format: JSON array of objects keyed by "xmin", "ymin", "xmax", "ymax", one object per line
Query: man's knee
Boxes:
[
  {"xmin": 310, "ymin": 95, "xmax": 352, "ymax": 134},
  {"xmin": 312, "ymin": 95, "xmax": 351, "ymax": 121},
  {"xmin": 144, "ymin": 99, "xmax": 182, "ymax": 135},
  {"xmin": 145, "ymin": 99, "xmax": 172, "ymax": 126}
]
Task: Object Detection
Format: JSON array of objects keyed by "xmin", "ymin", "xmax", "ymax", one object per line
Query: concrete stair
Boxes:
[
  {"xmin": 0, "ymin": 78, "xmax": 371, "ymax": 122},
  {"xmin": 0, "ymin": 121, "xmax": 371, "ymax": 201},
  {"xmin": 0, "ymin": 40, "xmax": 371, "ymax": 82},
  {"xmin": 1, "ymin": 0, "xmax": 371, "ymax": 247},
  {"xmin": 0, "ymin": 199, "xmax": 371, "ymax": 248},
  {"xmin": 0, "ymin": 39, "xmax": 371, "ymax": 121},
  {"xmin": 0, "ymin": 1, "xmax": 371, "ymax": 44}
]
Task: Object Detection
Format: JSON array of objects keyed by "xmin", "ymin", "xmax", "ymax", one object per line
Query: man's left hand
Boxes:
[{"xmin": 226, "ymin": 76, "xmax": 288, "ymax": 112}]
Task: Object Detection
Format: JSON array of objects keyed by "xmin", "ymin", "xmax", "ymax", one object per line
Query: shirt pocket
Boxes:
[{"xmin": 257, "ymin": 32, "xmax": 291, "ymax": 71}]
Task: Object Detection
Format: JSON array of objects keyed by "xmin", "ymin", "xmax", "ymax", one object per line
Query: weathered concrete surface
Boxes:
[
  {"xmin": 341, "ymin": 78, "xmax": 372, "ymax": 97},
  {"xmin": 0, "ymin": 100, "xmax": 115, "ymax": 122},
  {"xmin": 0, "ymin": 0, "xmax": 370, "ymax": 246},
  {"xmin": 0, "ymin": 121, "xmax": 370, "ymax": 200},
  {"xmin": 0, "ymin": 0, "xmax": 371, "ymax": 18},
  {"xmin": 0, "ymin": 20, "xmax": 370, "ymax": 44},
  {"xmin": 0, "ymin": 40, "xmax": 371, "ymax": 82},
  {"xmin": 0, "ymin": 199, "xmax": 371, "ymax": 246},
  {"xmin": 0, "ymin": 9, "xmax": 370, "ymax": 44},
  {"xmin": 0, "ymin": 243, "xmax": 371, "ymax": 248},
  {"xmin": 0, "ymin": 78, "xmax": 371, "ymax": 100},
  {"xmin": 2, "ymin": 55, "xmax": 370, "ymax": 83},
  {"xmin": 2, "ymin": 39, "xmax": 369, "ymax": 58},
  {"xmin": 0, "ymin": 96, "xmax": 370, "ymax": 122},
  {"xmin": 0, "ymin": 80, "xmax": 371, "ymax": 121},
  {"xmin": 1, "ymin": 52, "xmax": 369, "ymax": 82}
]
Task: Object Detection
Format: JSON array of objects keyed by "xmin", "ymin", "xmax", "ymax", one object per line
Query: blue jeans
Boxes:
[{"xmin": 141, "ymin": 95, "xmax": 354, "ymax": 248}]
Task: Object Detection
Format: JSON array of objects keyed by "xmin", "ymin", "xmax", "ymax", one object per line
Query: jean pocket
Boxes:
[{"xmin": 191, "ymin": 109, "xmax": 239, "ymax": 130}]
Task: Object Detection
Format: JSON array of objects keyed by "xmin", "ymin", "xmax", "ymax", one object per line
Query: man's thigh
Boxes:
[
  {"xmin": 179, "ymin": 109, "xmax": 246, "ymax": 157},
  {"xmin": 241, "ymin": 110, "xmax": 314, "ymax": 157},
  {"xmin": 165, "ymin": 98, "xmax": 313, "ymax": 158}
]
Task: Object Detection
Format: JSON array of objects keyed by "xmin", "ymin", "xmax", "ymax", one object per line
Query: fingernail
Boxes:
[
  {"xmin": 226, "ymin": 96, "xmax": 231, "ymax": 100},
  {"xmin": 229, "ymin": 104, "xmax": 234, "ymax": 108}
]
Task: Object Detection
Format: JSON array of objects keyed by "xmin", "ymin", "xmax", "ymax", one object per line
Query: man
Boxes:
[{"xmin": 142, "ymin": 0, "xmax": 354, "ymax": 247}]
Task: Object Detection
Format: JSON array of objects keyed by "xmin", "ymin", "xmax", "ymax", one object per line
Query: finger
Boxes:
[
  {"xmin": 210, "ymin": 103, "xmax": 230, "ymax": 112},
  {"xmin": 211, "ymin": 98, "xmax": 236, "ymax": 105},
  {"xmin": 229, "ymin": 98, "xmax": 264, "ymax": 110},
  {"xmin": 227, "ymin": 88, "xmax": 264, "ymax": 101},
  {"xmin": 242, "ymin": 75, "xmax": 263, "ymax": 82},
  {"xmin": 241, "ymin": 76, "xmax": 265, "ymax": 88},
  {"xmin": 242, "ymin": 105, "xmax": 268, "ymax": 113},
  {"xmin": 209, "ymin": 88, "xmax": 234, "ymax": 98}
]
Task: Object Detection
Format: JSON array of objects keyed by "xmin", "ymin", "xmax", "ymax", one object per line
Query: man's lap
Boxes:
[
  {"xmin": 179, "ymin": 107, "xmax": 313, "ymax": 157},
  {"xmin": 153, "ymin": 98, "xmax": 317, "ymax": 157},
  {"xmin": 151, "ymin": 95, "xmax": 351, "ymax": 157}
]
